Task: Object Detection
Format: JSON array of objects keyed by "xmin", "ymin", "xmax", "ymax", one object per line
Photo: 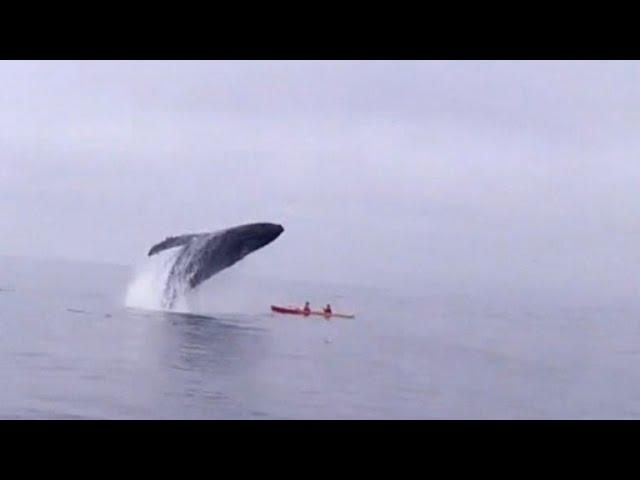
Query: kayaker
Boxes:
[
  {"xmin": 303, "ymin": 301, "xmax": 311, "ymax": 316},
  {"xmin": 323, "ymin": 304, "xmax": 332, "ymax": 317}
]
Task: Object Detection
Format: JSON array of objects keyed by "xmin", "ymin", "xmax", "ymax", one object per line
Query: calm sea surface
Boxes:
[{"xmin": 1, "ymin": 255, "xmax": 640, "ymax": 419}]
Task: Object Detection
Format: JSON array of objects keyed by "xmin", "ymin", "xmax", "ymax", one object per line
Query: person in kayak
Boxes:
[
  {"xmin": 302, "ymin": 301, "xmax": 311, "ymax": 316},
  {"xmin": 323, "ymin": 304, "xmax": 332, "ymax": 317}
]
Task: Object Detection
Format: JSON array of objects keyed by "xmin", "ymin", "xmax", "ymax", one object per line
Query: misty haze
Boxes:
[{"xmin": 1, "ymin": 60, "xmax": 639, "ymax": 419}]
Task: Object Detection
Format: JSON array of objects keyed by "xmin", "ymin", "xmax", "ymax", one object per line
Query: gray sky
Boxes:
[{"xmin": 1, "ymin": 60, "xmax": 639, "ymax": 300}]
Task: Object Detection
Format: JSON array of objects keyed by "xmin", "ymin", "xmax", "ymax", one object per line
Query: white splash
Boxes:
[{"xmin": 124, "ymin": 249, "xmax": 191, "ymax": 313}]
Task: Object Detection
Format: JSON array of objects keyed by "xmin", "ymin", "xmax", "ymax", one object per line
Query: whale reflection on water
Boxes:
[
  {"xmin": 151, "ymin": 309, "xmax": 269, "ymax": 374},
  {"xmin": 117, "ymin": 307, "xmax": 274, "ymax": 418}
]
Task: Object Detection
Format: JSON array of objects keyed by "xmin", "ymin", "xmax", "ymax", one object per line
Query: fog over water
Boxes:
[
  {"xmin": 1, "ymin": 61, "xmax": 639, "ymax": 303},
  {"xmin": 1, "ymin": 61, "xmax": 639, "ymax": 418}
]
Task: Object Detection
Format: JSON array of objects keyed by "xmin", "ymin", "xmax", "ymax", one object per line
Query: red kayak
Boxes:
[{"xmin": 271, "ymin": 305, "xmax": 355, "ymax": 319}]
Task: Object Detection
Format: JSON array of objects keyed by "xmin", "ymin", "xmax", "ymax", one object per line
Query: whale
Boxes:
[{"xmin": 147, "ymin": 222, "xmax": 284, "ymax": 309}]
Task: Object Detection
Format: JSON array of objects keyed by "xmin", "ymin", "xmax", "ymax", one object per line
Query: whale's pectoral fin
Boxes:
[{"xmin": 148, "ymin": 233, "xmax": 201, "ymax": 256}]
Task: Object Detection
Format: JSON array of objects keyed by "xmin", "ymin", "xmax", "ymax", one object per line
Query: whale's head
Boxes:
[{"xmin": 225, "ymin": 222, "xmax": 284, "ymax": 259}]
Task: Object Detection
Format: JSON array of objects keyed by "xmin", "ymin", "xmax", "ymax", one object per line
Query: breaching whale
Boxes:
[{"xmin": 148, "ymin": 222, "xmax": 284, "ymax": 309}]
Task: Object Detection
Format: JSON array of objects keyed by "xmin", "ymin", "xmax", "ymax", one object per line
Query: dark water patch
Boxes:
[
  {"xmin": 19, "ymin": 409, "xmax": 94, "ymax": 420},
  {"xmin": 162, "ymin": 311, "xmax": 220, "ymax": 322},
  {"xmin": 14, "ymin": 351, "xmax": 49, "ymax": 359}
]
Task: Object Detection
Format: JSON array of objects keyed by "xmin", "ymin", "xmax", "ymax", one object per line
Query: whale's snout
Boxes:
[
  {"xmin": 258, "ymin": 222, "xmax": 284, "ymax": 245},
  {"xmin": 272, "ymin": 223, "xmax": 284, "ymax": 238},
  {"xmin": 231, "ymin": 222, "xmax": 284, "ymax": 255}
]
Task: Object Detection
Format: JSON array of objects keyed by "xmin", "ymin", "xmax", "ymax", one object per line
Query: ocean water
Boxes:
[{"xmin": 2, "ymin": 254, "xmax": 640, "ymax": 419}]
